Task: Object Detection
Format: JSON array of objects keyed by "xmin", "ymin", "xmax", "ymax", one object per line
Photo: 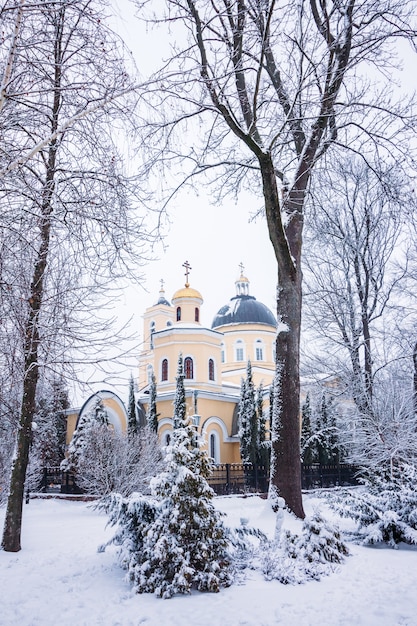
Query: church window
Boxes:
[
  {"xmin": 235, "ymin": 340, "xmax": 244, "ymax": 362},
  {"xmin": 208, "ymin": 358, "xmax": 215, "ymax": 381},
  {"xmin": 195, "ymin": 307, "xmax": 199, "ymax": 322},
  {"xmin": 150, "ymin": 321, "xmax": 155, "ymax": 349},
  {"xmin": 255, "ymin": 339, "xmax": 264, "ymax": 361},
  {"xmin": 176, "ymin": 306, "xmax": 181, "ymax": 321},
  {"xmin": 221, "ymin": 342, "xmax": 225, "ymax": 363},
  {"xmin": 164, "ymin": 432, "xmax": 171, "ymax": 446},
  {"xmin": 161, "ymin": 358, "xmax": 168, "ymax": 381},
  {"xmin": 184, "ymin": 356, "xmax": 194, "ymax": 379},
  {"xmin": 209, "ymin": 432, "xmax": 220, "ymax": 463}
]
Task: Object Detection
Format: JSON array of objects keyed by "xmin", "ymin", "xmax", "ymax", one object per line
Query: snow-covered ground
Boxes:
[{"xmin": 1, "ymin": 493, "xmax": 416, "ymax": 626}]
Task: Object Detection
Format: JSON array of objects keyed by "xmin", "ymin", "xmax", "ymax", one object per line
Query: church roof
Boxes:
[
  {"xmin": 211, "ymin": 295, "xmax": 276, "ymax": 328},
  {"xmin": 211, "ymin": 270, "xmax": 276, "ymax": 328},
  {"xmin": 172, "ymin": 285, "xmax": 203, "ymax": 301},
  {"xmin": 154, "ymin": 281, "xmax": 171, "ymax": 306}
]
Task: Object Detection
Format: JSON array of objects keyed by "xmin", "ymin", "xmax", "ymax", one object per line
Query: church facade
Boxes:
[{"xmin": 137, "ymin": 264, "xmax": 277, "ymax": 464}]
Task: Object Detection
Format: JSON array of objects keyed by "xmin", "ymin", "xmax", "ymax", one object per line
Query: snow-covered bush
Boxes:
[
  {"xmin": 100, "ymin": 417, "xmax": 234, "ymax": 598},
  {"xmin": 74, "ymin": 426, "xmax": 162, "ymax": 496},
  {"xmin": 323, "ymin": 467, "xmax": 417, "ymax": 547},
  {"xmin": 260, "ymin": 511, "xmax": 349, "ymax": 584}
]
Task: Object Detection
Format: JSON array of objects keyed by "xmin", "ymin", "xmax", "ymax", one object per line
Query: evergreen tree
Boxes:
[
  {"xmin": 256, "ymin": 383, "xmax": 270, "ymax": 468},
  {"xmin": 147, "ymin": 372, "xmax": 159, "ymax": 434},
  {"xmin": 238, "ymin": 361, "xmax": 258, "ymax": 465},
  {"xmin": 316, "ymin": 394, "xmax": 329, "ymax": 465},
  {"xmin": 173, "ymin": 354, "xmax": 186, "ymax": 430},
  {"xmin": 62, "ymin": 398, "xmax": 109, "ymax": 472},
  {"xmin": 102, "ymin": 404, "xmax": 233, "ymax": 597},
  {"xmin": 31, "ymin": 377, "xmax": 70, "ymax": 467},
  {"xmin": 301, "ymin": 393, "xmax": 315, "ymax": 465},
  {"xmin": 315, "ymin": 393, "xmax": 342, "ymax": 465},
  {"xmin": 127, "ymin": 373, "xmax": 138, "ymax": 440}
]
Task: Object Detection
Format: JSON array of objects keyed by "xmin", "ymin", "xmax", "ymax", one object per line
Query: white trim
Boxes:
[
  {"xmin": 159, "ymin": 417, "xmax": 173, "ymax": 429},
  {"xmin": 201, "ymin": 415, "xmax": 235, "ymax": 443}
]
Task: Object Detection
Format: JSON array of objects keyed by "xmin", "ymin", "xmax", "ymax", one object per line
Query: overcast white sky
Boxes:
[
  {"xmin": 71, "ymin": 2, "xmax": 278, "ymax": 405},
  {"xmin": 72, "ymin": 1, "xmax": 417, "ymax": 406}
]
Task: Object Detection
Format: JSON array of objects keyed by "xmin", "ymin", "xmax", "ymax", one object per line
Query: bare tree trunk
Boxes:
[
  {"xmin": 1, "ymin": 8, "xmax": 61, "ymax": 549},
  {"xmin": 261, "ymin": 153, "xmax": 305, "ymax": 518}
]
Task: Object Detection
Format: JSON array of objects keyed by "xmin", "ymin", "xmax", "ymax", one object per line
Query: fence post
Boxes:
[
  {"xmin": 225, "ymin": 463, "xmax": 230, "ymax": 495},
  {"xmin": 42, "ymin": 467, "xmax": 48, "ymax": 493}
]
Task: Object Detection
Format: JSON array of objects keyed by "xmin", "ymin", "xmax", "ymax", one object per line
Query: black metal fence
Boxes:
[
  {"xmin": 207, "ymin": 463, "xmax": 269, "ymax": 496},
  {"xmin": 207, "ymin": 462, "xmax": 359, "ymax": 495},
  {"xmin": 36, "ymin": 463, "xmax": 359, "ymax": 497},
  {"xmin": 37, "ymin": 466, "xmax": 82, "ymax": 495},
  {"xmin": 301, "ymin": 463, "xmax": 360, "ymax": 490}
]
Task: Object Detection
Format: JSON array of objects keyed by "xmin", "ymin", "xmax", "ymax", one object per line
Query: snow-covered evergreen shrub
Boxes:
[
  {"xmin": 324, "ymin": 468, "xmax": 417, "ymax": 547},
  {"xmin": 260, "ymin": 511, "xmax": 348, "ymax": 584},
  {"xmin": 100, "ymin": 418, "xmax": 233, "ymax": 598}
]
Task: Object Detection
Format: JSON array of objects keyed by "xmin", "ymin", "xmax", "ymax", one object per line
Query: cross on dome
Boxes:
[
  {"xmin": 183, "ymin": 260, "xmax": 192, "ymax": 287},
  {"xmin": 236, "ymin": 262, "xmax": 250, "ymax": 296}
]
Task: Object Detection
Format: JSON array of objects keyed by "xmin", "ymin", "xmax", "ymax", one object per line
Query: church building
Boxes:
[{"xmin": 137, "ymin": 263, "xmax": 277, "ymax": 464}]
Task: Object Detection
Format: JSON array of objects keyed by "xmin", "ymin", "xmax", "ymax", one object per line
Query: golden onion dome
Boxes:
[{"xmin": 172, "ymin": 285, "xmax": 203, "ymax": 301}]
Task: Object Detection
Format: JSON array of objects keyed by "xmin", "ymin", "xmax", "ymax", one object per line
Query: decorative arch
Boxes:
[
  {"xmin": 75, "ymin": 390, "xmax": 127, "ymax": 434},
  {"xmin": 201, "ymin": 415, "xmax": 235, "ymax": 443}
]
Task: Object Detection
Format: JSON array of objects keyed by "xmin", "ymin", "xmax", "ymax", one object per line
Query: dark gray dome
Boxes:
[
  {"xmin": 211, "ymin": 295, "xmax": 276, "ymax": 328},
  {"xmin": 156, "ymin": 295, "xmax": 171, "ymax": 306}
]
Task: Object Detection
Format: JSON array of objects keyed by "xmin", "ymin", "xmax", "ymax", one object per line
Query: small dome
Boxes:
[
  {"xmin": 172, "ymin": 285, "xmax": 203, "ymax": 301},
  {"xmin": 154, "ymin": 280, "xmax": 171, "ymax": 306}
]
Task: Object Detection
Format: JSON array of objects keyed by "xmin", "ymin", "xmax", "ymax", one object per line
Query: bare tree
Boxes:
[
  {"xmin": 303, "ymin": 156, "xmax": 415, "ymax": 417},
  {"xmin": 133, "ymin": 0, "xmax": 417, "ymax": 517},
  {"xmin": 74, "ymin": 426, "xmax": 163, "ymax": 496},
  {"xmin": 0, "ymin": 0, "xmax": 153, "ymax": 551}
]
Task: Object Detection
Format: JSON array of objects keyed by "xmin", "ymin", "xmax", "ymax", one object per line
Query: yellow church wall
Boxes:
[
  {"xmin": 65, "ymin": 392, "xmax": 128, "ymax": 444},
  {"xmin": 65, "ymin": 411, "xmax": 79, "ymax": 445},
  {"xmin": 137, "ymin": 268, "xmax": 278, "ymax": 465},
  {"xmin": 139, "ymin": 327, "xmax": 223, "ymax": 392}
]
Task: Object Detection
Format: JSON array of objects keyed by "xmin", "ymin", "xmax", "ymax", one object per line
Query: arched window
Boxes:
[
  {"xmin": 208, "ymin": 358, "xmax": 215, "ymax": 381},
  {"xmin": 164, "ymin": 432, "xmax": 171, "ymax": 446},
  {"xmin": 161, "ymin": 358, "xmax": 168, "ymax": 382},
  {"xmin": 221, "ymin": 342, "xmax": 225, "ymax": 363},
  {"xmin": 184, "ymin": 356, "xmax": 194, "ymax": 379},
  {"xmin": 195, "ymin": 307, "xmax": 199, "ymax": 322},
  {"xmin": 176, "ymin": 306, "xmax": 181, "ymax": 321},
  {"xmin": 235, "ymin": 339, "xmax": 244, "ymax": 362},
  {"xmin": 255, "ymin": 339, "xmax": 264, "ymax": 361},
  {"xmin": 209, "ymin": 432, "xmax": 220, "ymax": 463},
  {"xmin": 150, "ymin": 321, "xmax": 155, "ymax": 349}
]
